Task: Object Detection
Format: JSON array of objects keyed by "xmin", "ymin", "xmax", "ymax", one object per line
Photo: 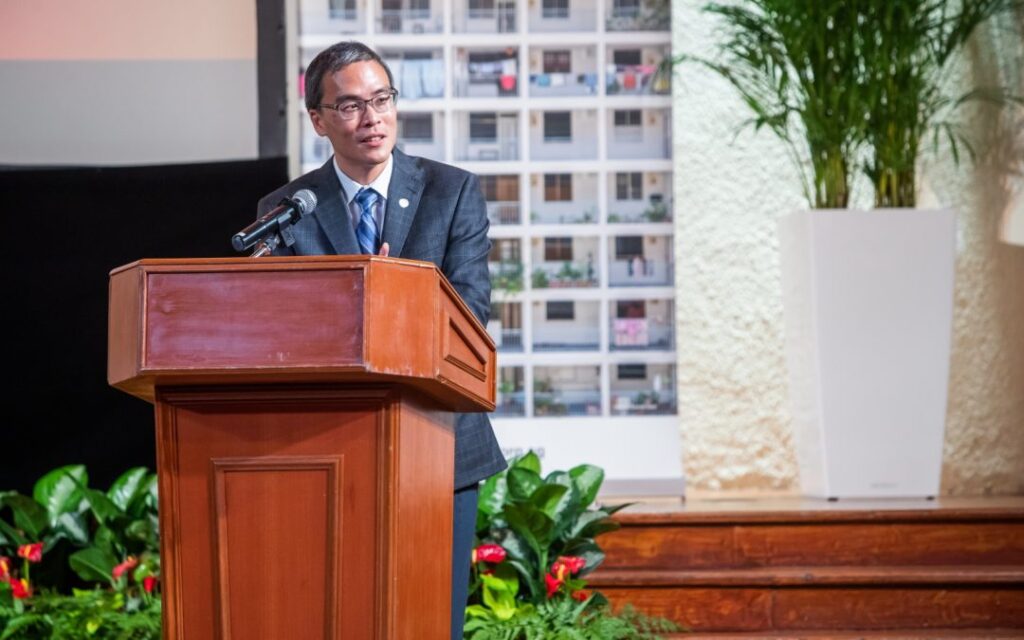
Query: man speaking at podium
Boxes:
[{"xmin": 257, "ymin": 41, "xmax": 507, "ymax": 638}]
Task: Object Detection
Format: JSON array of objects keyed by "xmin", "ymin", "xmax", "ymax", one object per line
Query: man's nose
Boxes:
[{"xmin": 359, "ymin": 105, "xmax": 381, "ymax": 126}]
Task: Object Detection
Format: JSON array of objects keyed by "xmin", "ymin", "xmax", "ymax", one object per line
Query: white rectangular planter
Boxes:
[{"xmin": 778, "ymin": 209, "xmax": 956, "ymax": 499}]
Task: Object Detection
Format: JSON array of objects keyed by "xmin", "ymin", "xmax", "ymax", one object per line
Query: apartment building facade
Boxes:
[{"xmin": 293, "ymin": 0, "xmax": 681, "ymax": 493}]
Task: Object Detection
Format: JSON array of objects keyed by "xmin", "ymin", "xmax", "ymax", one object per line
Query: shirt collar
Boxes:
[{"xmin": 333, "ymin": 154, "xmax": 394, "ymax": 205}]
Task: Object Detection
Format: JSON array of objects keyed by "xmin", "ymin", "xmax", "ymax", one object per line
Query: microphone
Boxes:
[{"xmin": 233, "ymin": 189, "xmax": 317, "ymax": 253}]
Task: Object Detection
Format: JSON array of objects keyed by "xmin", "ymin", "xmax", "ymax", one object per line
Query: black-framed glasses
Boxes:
[{"xmin": 318, "ymin": 89, "xmax": 398, "ymax": 120}]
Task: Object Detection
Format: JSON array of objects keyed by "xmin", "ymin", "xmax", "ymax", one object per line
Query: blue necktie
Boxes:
[{"xmin": 354, "ymin": 187, "xmax": 380, "ymax": 255}]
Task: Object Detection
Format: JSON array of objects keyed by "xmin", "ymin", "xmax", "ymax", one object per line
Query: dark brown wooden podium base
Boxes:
[{"xmin": 154, "ymin": 385, "xmax": 454, "ymax": 640}]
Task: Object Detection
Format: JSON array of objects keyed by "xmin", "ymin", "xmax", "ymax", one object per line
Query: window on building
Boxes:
[
  {"xmin": 617, "ymin": 364, "xmax": 648, "ymax": 380},
  {"xmin": 490, "ymin": 238, "xmax": 521, "ymax": 261},
  {"xmin": 469, "ymin": 51, "xmax": 515, "ymax": 84},
  {"xmin": 470, "ymin": 113, "xmax": 498, "ymax": 141},
  {"xmin": 542, "ymin": 0, "xmax": 569, "ymax": 19},
  {"xmin": 468, "ymin": 0, "xmax": 495, "ymax": 18},
  {"xmin": 614, "ymin": 110, "xmax": 642, "ymax": 127},
  {"xmin": 399, "ymin": 113, "xmax": 433, "ymax": 141},
  {"xmin": 615, "ymin": 236, "xmax": 644, "ymax": 259},
  {"xmin": 408, "ymin": 0, "xmax": 430, "ymax": 17},
  {"xmin": 546, "ymin": 301, "xmax": 575, "ymax": 320},
  {"xmin": 544, "ymin": 112, "xmax": 572, "ymax": 141},
  {"xmin": 543, "ymin": 50, "xmax": 572, "ymax": 74},
  {"xmin": 544, "ymin": 174, "xmax": 573, "ymax": 201},
  {"xmin": 480, "ymin": 175, "xmax": 519, "ymax": 201},
  {"xmin": 612, "ymin": 0, "xmax": 640, "ymax": 18},
  {"xmin": 616, "ymin": 300, "xmax": 646, "ymax": 318},
  {"xmin": 329, "ymin": 0, "xmax": 357, "ymax": 19},
  {"xmin": 613, "ymin": 49, "xmax": 642, "ymax": 66},
  {"xmin": 544, "ymin": 237, "xmax": 573, "ymax": 261},
  {"xmin": 616, "ymin": 173, "xmax": 643, "ymax": 200}
]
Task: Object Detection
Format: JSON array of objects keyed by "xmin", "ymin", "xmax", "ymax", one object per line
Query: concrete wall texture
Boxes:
[{"xmin": 672, "ymin": 0, "xmax": 1024, "ymax": 495}]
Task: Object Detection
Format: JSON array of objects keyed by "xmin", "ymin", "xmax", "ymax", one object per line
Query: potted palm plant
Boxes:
[{"xmin": 680, "ymin": 0, "xmax": 1018, "ymax": 498}]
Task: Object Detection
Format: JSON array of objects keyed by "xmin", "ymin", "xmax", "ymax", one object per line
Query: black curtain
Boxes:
[{"xmin": 0, "ymin": 158, "xmax": 288, "ymax": 494}]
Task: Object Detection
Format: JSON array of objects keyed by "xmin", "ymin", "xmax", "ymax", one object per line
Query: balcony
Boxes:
[
  {"xmin": 532, "ymin": 300, "xmax": 599, "ymax": 351},
  {"xmin": 610, "ymin": 311, "xmax": 674, "ymax": 349},
  {"xmin": 531, "ymin": 204, "xmax": 597, "ymax": 224},
  {"xmin": 607, "ymin": 109, "xmax": 671, "ymax": 160},
  {"xmin": 386, "ymin": 58, "xmax": 445, "ymax": 99},
  {"xmin": 606, "ymin": 63, "xmax": 670, "ymax": 96},
  {"xmin": 489, "ymin": 260, "xmax": 524, "ymax": 294},
  {"xmin": 397, "ymin": 112, "xmax": 444, "ymax": 161},
  {"xmin": 495, "ymin": 366, "xmax": 526, "ymax": 417},
  {"xmin": 528, "ymin": 7, "xmax": 597, "ymax": 32},
  {"xmin": 530, "ymin": 110, "xmax": 598, "ymax": 161},
  {"xmin": 610, "ymin": 363, "xmax": 677, "ymax": 416},
  {"xmin": 532, "ymin": 237, "xmax": 599, "ymax": 288},
  {"xmin": 531, "ymin": 173, "xmax": 599, "ymax": 224},
  {"xmin": 605, "ymin": 0, "xmax": 670, "ymax": 31},
  {"xmin": 534, "ymin": 366, "xmax": 602, "ymax": 417},
  {"xmin": 487, "ymin": 201, "xmax": 521, "ymax": 225},
  {"xmin": 300, "ymin": 4, "xmax": 364, "ymax": 34},
  {"xmin": 608, "ymin": 258, "xmax": 672, "ymax": 287},
  {"xmin": 487, "ymin": 320, "xmax": 524, "ymax": 351},
  {"xmin": 528, "ymin": 72, "xmax": 598, "ymax": 97},
  {"xmin": 456, "ymin": 113, "xmax": 519, "ymax": 161},
  {"xmin": 455, "ymin": 4, "xmax": 517, "ymax": 32},
  {"xmin": 376, "ymin": 8, "xmax": 442, "ymax": 33},
  {"xmin": 455, "ymin": 49, "xmax": 520, "ymax": 98}
]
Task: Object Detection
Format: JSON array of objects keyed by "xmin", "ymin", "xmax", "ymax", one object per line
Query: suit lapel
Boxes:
[
  {"xmin": 309, "ymin": 159, "xmax": 360, "ymax": 255},
  {"xmin": 382, "ymin": 149, "xmax": 425, "ymax": 258}
]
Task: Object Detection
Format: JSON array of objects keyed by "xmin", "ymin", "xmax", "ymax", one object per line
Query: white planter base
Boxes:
[{"xmin": 779, "ymin": 209, "xmax": 956, "ymax": 499}]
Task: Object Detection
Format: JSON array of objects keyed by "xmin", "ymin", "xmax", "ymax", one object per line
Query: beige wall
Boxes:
[{"xmin": 673, "ymin": 2, "xmax": 1024, "ymax": 495}]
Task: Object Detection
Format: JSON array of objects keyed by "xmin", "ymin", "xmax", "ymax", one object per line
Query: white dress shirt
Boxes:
[{"xmin": 333, "ymin": 154, "xmax": 394, "ymax": 239}]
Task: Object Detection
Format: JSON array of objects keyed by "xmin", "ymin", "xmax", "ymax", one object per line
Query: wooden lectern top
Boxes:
[{"xmin": 108, "ymin": 255, "xmax": 496, "ymax": 412}]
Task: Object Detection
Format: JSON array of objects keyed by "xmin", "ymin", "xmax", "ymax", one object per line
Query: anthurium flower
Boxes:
[
  {"xmin": 544, "ymin": 572, "xmax": 563, "ymax": 598},
  {"xmin": 143, "ymin": 576, "xmax": 158, "ymax": 594},
  {"xmin": 471, "ymin": 543, "xmax": 507, "ymax": 564},
  {"xmin": 112, "ymin": 556, "xmax": 139, "ymax": 580},
  {"xmin": 10, "ymin": 578, "xmax": 31, "ymax": 599},
  {"xmin": 0, "ymin": 556, "xmax": 10, "ymax": 580},
  {"xmin": 550, "ymin": 555, "xmax": 586, "ymax": 580},
  {"xmin": 571, "ymin": 589, "xmax": 591, "ymax": 602},
  {"xmin": 17, "ymin": 543, "xmax": 43, "ymax": 563}
]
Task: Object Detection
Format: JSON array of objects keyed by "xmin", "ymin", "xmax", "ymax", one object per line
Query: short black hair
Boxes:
[{"xmin": 304, "ymin": 41, "xmax": 394, "ymax": 110}]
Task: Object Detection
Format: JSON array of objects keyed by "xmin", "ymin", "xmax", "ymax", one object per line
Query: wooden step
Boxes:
[{"xmin": 596, "ymin": 498, "xmax": 1024, "ymax": 633}]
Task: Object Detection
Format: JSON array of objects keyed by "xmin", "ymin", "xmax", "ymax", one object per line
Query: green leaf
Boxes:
[
  {"xmin": 479, "ymin": 564, "xmax": 519, "ymax": 621},
  {"xmin": 2, "ymin": 494, "xmax": 48, "ymax": 540},
  {"xmin": 530, "ymin": 484, "xmax": 569, "ymax": 519},
  {"xmin": 92, "ymin": 526, "xmax": 118, "ymax": 556},
  {"xmin": 477, "ymin": 473, "xmax": 508, "ymax": 516},
  {"xmin": 33, "ymin": 465, "xmax": 88, "ymax": 527},
  {"xmin": 54, "ymin": 511, "xmax": 90, "ymax": 545},
  {"xmin": 0, "ymin": 518, "xmax": 26, "ymax": 546},
  {"xmin": 80, "ymin": 488, "xmax": 122, "ymax": 526},
  {"xmin": 503, "ymin": 503, "xmax": 553, "ymax": 560},
  {"xmin": 69, "ymin": 547, "xmax": 118, "ymax": 584},
  {"xmin": 510, "ymin": 451, "xmax": 541, "ymax": 474},
  {"xmin": 568, "ymin": 465, "xmax": 604, "ymax": 509},
  {"xmin": 125, "ymin": 518, "xmax": 156, "ymax": 544},
  {"xmin": 506, "ymin": 468, "xmax": 542, "ymax": 502},
  {"xmin": 107, "ymin": 468, "xmax": 149, "ymax": 511}
]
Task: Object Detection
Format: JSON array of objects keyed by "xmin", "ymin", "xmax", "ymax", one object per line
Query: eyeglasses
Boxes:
[{"xmin": 318, "ymin": 89, "xmax": 398, "ymax": 120}]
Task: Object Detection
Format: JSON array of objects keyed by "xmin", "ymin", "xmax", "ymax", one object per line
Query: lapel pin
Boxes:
[{"xmin": 399, "ymin": 198, "xmax": 409, "ymax": 208}]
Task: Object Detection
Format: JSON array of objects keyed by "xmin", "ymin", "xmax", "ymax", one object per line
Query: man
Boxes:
[{"xmin": 257, "ymin": 41, "xmax": 506, "ymax": 638}]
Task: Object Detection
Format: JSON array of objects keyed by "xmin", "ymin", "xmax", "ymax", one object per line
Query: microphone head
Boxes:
[{"xmin": 292, "ymin": 189, "xmax": 318, "ymax": 215}]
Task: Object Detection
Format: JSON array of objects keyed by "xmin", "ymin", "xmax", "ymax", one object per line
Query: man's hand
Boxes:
[{"xmin": 378, "ymin": 242, "xmax": 390, "ymax": 257}]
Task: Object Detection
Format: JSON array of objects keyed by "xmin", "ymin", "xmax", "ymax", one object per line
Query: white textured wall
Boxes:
[{"xmin": 673, "ymin": 1, "xmax": 1024, "ymax": 495}]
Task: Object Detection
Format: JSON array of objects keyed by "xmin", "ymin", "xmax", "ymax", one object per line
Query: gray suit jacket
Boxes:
[{"xmin": 257, "ymin": 149, "xmax": 507, "ymax": 489}]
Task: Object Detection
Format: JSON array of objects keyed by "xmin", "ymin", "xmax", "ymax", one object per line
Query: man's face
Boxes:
[{"xmin": 309, "ymin": 60, "xmax": 397, "ymax": 183}]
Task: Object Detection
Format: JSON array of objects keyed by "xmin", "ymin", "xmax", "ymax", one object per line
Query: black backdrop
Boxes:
[{"xmin": 0, "ymin": 158, "xmax": 289, "ymax": 494}]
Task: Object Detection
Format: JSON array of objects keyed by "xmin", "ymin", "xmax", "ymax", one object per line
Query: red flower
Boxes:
[
  {"xmin": 471, "ymin": 544, "xmax": 507, "ymax": 564},
  {"xmin": 10, "ymin": 578, "xmax": 31, "ymax": 599},
  {"xmin": 550, "ymin": 555, "xmax": 586, "ymax": 580},
  {"xmin": 545, "ymin": 572, "xmax": 563, "ymax": 598},
  {"xmin": 142, "ymin": 576, "xmax": 158, "ymax": 594},
  {"xmin": 571, "ymin": 589, "xmax": 591, "ymax": 602},
  {"xmin": 17, "ymin": 543, "xmax": 43, "ymax": 564},
  {"xmin": 112, "ymin": 556, "xmax": 139, "ymax": 580},
  {"xmin": 0, "ymin": 557, "xmax": 10, "ymax": 581}
]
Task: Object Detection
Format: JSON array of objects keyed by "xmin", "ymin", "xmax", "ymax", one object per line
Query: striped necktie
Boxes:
[{"xmin": 354, "ymin": 187, "xmax": 380, "ymax": 255}]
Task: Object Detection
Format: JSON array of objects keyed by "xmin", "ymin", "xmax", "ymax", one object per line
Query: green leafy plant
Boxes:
[
  {"xmin": 465, "ymin": 453, "xmax": 676, "ymax": 638},
  {"xmin": 677, "ymin": 0, "xmax": 1019, "ymax": 209},
  {"xmin": 490, "ymin": 261, "xmax": 525, "ymax": 295},
  {"xmin": 531, "ymin": 268, "xmax": 550, "ymax": 289},
  {"xmin": 858, "ymin": 0, "xmax": 1021, "ymax": 207},
  {"xmin": 1, "ymin": 466, "xmax": 161, "ymax": 639}
]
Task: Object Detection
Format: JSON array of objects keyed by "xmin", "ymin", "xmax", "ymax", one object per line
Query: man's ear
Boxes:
[{"xmin": 309, "ymin": 110, "xmax": 328, "ymax": 136}]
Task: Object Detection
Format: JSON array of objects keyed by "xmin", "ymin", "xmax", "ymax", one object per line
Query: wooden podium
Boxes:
[{"xmin": 107, "ymin": 256, "xmax": 496, "ymax": 640}]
